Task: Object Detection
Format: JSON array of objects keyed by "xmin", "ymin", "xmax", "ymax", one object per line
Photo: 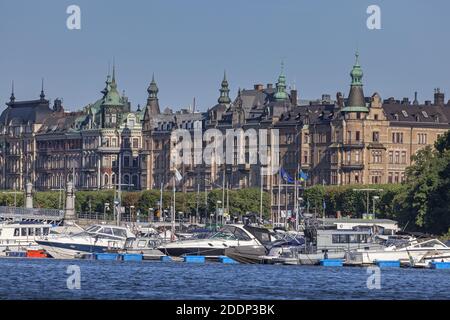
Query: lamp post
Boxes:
[
  {"xmin": 104, "ymin": 202, "xmax": 110, "ymax": 221},
  {"xmin": 148, "ymin": 207, "xmax": 154, "ymax": 223},
  {"xmin": 372, "ymin": 196, "xmax": 380, "ymax": 219},
  {"xmin": 296, "ymin": 197, "xmax": 304, "ymax": 231},
  {"xmin": 216, "ymin": 200, "xmax": 222, "ymax": 231},
  {"xmin": 129, "ymin": 205, "xmax": 135, "ymax": 222}
]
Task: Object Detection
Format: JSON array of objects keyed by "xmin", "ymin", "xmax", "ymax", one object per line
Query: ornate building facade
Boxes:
[{"xmin": 1, "ymin": 54, "xmax": 450, "ymax": 198}]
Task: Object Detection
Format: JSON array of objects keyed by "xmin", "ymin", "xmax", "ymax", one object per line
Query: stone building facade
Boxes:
[{"xmin": 1, "ymin": 54, "xmax": 450, "ymax": 198}]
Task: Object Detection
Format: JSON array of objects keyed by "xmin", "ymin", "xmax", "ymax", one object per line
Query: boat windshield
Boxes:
[
  {"xmin": 85, "ymin": 226, "xmax": 102, "ymax": 233},
  {"xmin": 210, "ymin": 226, "xmax": 252, "ymax": 241}
]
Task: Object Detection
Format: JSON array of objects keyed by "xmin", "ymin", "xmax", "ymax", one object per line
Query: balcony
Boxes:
[
  {"xmin": 342, "ymin": 140, "xmax": 365, "ymax": 149},
  {"xmin": 341, "ymin": 161, "xmax": 364, "ymax": 170}
]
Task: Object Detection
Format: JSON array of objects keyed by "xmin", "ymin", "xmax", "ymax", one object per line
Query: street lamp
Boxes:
[
  {"xmin": 104, "ymin": 202, "xmax": 110, "ymax": 221},
  {"xmin": 372, "ymin": 196, "xmax": 380, "ymax": 219},
  {"xmin": 148, "ymin": 207, "xmax": 154, "ymax": 223},
  {"xmin": 130, "ymin": 205, "xmax": 135, "ymax": 222},
  {"xmin": 296, "ymin": 197, "xmax": 304, "ymax": 231},
  {"xmin": 216, "ymin": 200, "xmax": 222, "ymax": 230}
]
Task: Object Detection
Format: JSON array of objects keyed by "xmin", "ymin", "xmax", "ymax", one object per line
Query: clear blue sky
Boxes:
[{"xmin": 0, "ymin": 0, "xmax": 448, "ymax": 112}]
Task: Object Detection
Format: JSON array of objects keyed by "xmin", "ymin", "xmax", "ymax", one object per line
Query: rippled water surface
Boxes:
[{"xmin": 0, "ymin": 258, "xmax": 449, "ymax": 300}]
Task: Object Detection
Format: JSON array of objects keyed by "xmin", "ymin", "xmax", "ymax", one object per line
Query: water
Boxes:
[{"xmin": 0, "ymin": 258, "xmax": 449, "ymax": 300}]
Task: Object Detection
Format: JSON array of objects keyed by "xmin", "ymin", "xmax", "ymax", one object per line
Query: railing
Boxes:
[{"xmin": 0, "ymin": 206, "xmax": 64, "ymax": 218}]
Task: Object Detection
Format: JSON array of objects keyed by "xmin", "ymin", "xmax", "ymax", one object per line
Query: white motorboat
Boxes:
[
  {"xmin": 0, "ymin": 222, "xmax": 53, "ymax": 256},
  {"xmin": 35, "ymin": 224, "xmax": 135, "ymax": 259},
  {"xmin": 158, "ymin": 224, "xmax": 274, "ymax": 257},
  {"xmin": 347, "ymin": 238, "xmax": 450, "ymax": 265}
]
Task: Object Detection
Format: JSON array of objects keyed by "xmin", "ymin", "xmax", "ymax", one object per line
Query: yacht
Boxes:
[
  {"xmin": 35, "ymin": 224, "xmax": 136, "ymax": 259},
  {"xmin": 158, "ymin": 224, "xmax": 275, "ymax": 257},
  {"xmin": 225, "ymin": 230, "xmax": 305, "ymax": 264},
  {"xmin": 347, "ymin": 237, "xmax": 450, "ymax": 265},
  {"xmin": 0, "ymin": 222, "xmax": 53, "ymax": 256}
]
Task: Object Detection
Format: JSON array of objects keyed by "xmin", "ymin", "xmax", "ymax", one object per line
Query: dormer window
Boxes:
[{"xmin": 394, "ymin": 114, "xmax": 399, "ymax": 121}]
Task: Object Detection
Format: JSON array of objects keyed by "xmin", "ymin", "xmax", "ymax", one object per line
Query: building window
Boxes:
[
  {"xmin": 392, "ymin": 132, "xmax": 404, "ymax": 144},
  {"xmin": 388, "ymin": 172, "xmax": 393, "ymax": 184},
  {"xmin": 374, "ymin": 114, "xmax": 379, "ymax": 121},
  {"xmin": 303, "ymin": 151, "xmax": 308, "ymax": 164},
  {"xmin": 418, "ymin": 133, "xmax": 427, "ymax": 145},
  {"xmin": 372, "ymin": 150, "xmax": 382, "ymax": 163},
  {"xmin": 401, "ymin": 151, "xmax": 407, "ymax": 164},
  {"xmin": 395, "ymin": 151, "xmax": 400, "ymax": 164},
  {"xmin": 355, "ymin": 151, "xmax": 360, "ymax": 163},
  {"xmin": 355, "ymin": 131, "xmax": 361, "ymax": 142},
  {"xmin": 372, "ymin": 131, "xmax": 380, "ymax": 142},
  {"xmin": 133, "ymin": 138, "xmax": 139, "ymax": 148},
  {"xmin": 124, "ymin": 156, "xmax": 130, "ymax": 167},
  {"xmin": 355, "ymin": 172, "xmax": 360, "ymax": 184}
]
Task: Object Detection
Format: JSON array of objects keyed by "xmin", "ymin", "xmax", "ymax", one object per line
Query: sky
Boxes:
[{"xmin": 0, "ymin": 0, "xmax": 449, "ymax": 112}]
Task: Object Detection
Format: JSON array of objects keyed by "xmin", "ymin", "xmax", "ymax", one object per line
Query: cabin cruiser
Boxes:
[
  {"xmin": 346, "ymin": 237, "xmax": 450, "ymax": 265},
  {"xmin": 35, "ymin": 224, "xmax": 135, "ymax": 259},
  {"xmin": 0, "ymin": 222, "xmax": 53, "ymax": 256},
  {"xmin": 225, "ymin": 230, "xmax": 305, "ymax": 264},
  {"xmin": 122, "ymin": 227, "xmax": 165, "ymax": 260},
  {"xmin": 158, "ymin": 224, "xmax": 275, "ymax": 257}
]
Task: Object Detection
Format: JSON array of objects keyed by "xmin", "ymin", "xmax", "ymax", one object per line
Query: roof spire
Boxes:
[
  {"xmin": 413, "ymin": 91, "xmax": 419, "ymax": 105},
  {"xmin": 218, "ymin": 70, "xmax": 231, "ymax": 104},
  {"xmin": 10, "ymin": 80, "xmax": 15, "ymax": 103},
  {"xmin": 342, "ymin": 51, "xmax": 368, "ymax": 113},
  {"xmin": 40, "ymin": 78, "xmax": 45, "ymax": 100},
  {"xmin": 112, "ymin": 58, "xmax": 116, "ymax": 83},
  {"xmin": 274, "ymin": 61, "xmax": 288, "ymax": 101}
]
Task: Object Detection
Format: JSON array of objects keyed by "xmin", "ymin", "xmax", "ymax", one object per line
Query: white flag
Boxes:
[{"xmin": 174, "ymin": 168, "xmax": 183, "ymax": 182}]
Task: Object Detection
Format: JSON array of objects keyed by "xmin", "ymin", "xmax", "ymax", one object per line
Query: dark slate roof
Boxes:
[
  {"xmin": 383, "ymin": 103, "xmax": 450, "ymax": 126},
  {"xmin": 0, "ymin": 99, "xmax": 57, "ymax": 125},
  {"xmin": 276, "ymin": 104, "xmax": 336, "ymax": 126},
  {"xmin": 36, "ymin": 112, "xmax": 82, "ymax": 134}
]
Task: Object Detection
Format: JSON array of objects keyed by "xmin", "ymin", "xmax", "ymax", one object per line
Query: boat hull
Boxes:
[
  {"xmin": 36, "ymin": 240, "xmax": 112, "ymax": 259},
  {"xmin": 158, "ymin": 246, "xmax": 226, "ymax": 257},
  {"xmin": 224, "ymin": 246, "xmax": 268, "ymax": 264}
]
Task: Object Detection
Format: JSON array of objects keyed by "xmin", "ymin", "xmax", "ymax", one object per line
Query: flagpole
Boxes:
[
  {"xmin": 159, "ymin": 182, "xmax": 163, "ymax": 222},
  {"xmin": 277, "ymin": 172, "xmax": 281, "ymax": 226},
  {"xmin": 172, "ymin": 174, "xmax": 176, "ymax": 241},
  {"xmin": 259, "ymin": 166, "xmax": 263, "ymax": 225},
  {"xmin": 295, "ymin": 165, "xmax": 298, "ymax": 231}
]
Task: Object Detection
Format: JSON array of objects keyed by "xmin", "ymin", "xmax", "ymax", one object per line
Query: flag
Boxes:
[
  {"xmin": 280, "ymin": 168, "xmax": 294, "ymax": 184},
  {"xmin": 174, "ymin": 168, "xmax": 183, "ymax": 182},
  {"xmin": 298, "ymin": 170, "xmax": 309, "ymax": 182}
]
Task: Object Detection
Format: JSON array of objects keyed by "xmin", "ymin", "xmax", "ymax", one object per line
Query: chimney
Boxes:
[
  {"xmin": 434, "ymin": 88, "xmax": 445, "ymax": 106},
  {"xmin": 290, "ymin": 89, "xmax": 298, "ymax": 106},
  {"xmin": 425, "ymin": 100, "xmax": 432, "ymax": 106},
  {"xmin": 254, "ymin": 84, "xmax": 264, "ymax": 91},
  {"xmin": 322, "ymin": 94, "xmax": 331, "ymax": 104},
  {"xmin": 267, "ymin": 83, "xmax": 273, "ymax": 89},
  {"xmin": 401, "ymin": 98, "xmax": 410, "ymax": 105},
  {"xmin": 336, "ymin": 92, "xmax": 344, "ymax": 108}
]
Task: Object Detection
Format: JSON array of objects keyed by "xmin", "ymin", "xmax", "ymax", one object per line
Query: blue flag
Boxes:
[
  {"xmin": 298, "ymin": 170, "xmax": 309, "ymax": 182},
  {"xmin": 280, "ymin": 168, "xmax": 294, "ymax": 184}
]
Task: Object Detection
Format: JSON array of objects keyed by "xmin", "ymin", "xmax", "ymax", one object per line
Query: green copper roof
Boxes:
[
  {"xmin": 341, "ymin": 106, "xmax": 369, "ymax": 113},
  {"xmin": 350, "ymin": 52, "xmax": 363, "ymax": 86},
  {"xmin": 218, "ymin": 71, "xmax": 231, "ymax": 104},
  {"xmin": 274, "ymin": 61, "xmax": 288, "ymax": 101},
  {"xmin": 103, "ymin": 66, "xmax": 124, "ymax": 106},
  {"xmin": 343, "ymin": 52, "xmax": 369, "ymax": 113},
  {"xmin": 147, "ymin": 73, "xmax": 159, "ymax": 99}
]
